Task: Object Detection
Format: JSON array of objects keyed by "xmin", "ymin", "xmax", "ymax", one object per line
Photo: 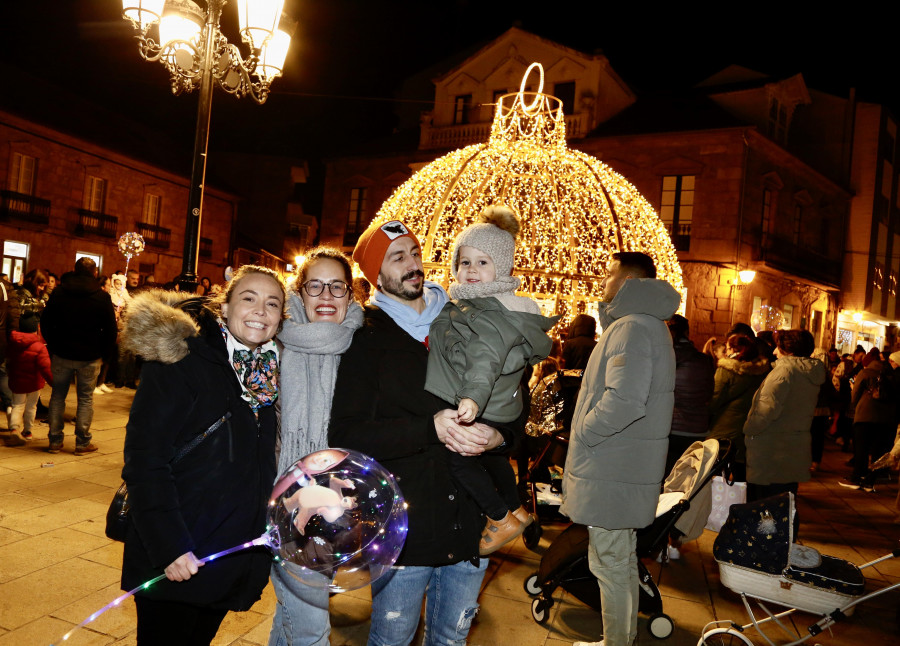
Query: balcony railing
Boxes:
[
  {"xmin": 0, "ymin": 190, "xmax": 50, "ymax": 225},
  {"xmin": 199, "ymin": 237, "xmax": 213, "ymax": 258},
  {"xmin": 419, "ymin": 113, "xmax": 587, "ymax": 150},
  {"xmin": 665, "ymin": 222, "xmax": 691, "ymax": 252},
  {"xmin": 75, "ymin": 209, "xmax": 117, "ymax": 238},
  {"xmin": 757, "ymin": 233, "xmax": 841, "ymax": 288},
  {"xmin": 137, "ymin": 222, "xmax": 171, "ymax": 249}
]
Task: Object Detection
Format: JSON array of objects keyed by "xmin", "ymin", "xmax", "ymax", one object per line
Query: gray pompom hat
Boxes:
[{"xmin": 450, "ymin": 205, "xmax": 521, "ymax": 280}]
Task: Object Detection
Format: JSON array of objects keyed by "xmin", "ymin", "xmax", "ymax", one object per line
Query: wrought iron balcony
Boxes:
[
  {"xmin": 0, "ymin": 190, "xmax": 50, "ymax": 225},
  {"xmin": 75, "ymin": 209, "xmax": 117, "ymax": 238},
  {"xmin": 757, "ymin": 233, "xmax": 841, "ymax": 288},
  {"xmin": 199, "ymin": 237, "xmax": 213, "ymax": 258},
  {"xmin": 137, "ymin": 222, "xmax": 172, "ymax": 249}
]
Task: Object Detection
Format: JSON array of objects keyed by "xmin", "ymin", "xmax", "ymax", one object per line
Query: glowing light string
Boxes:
[{"xmin": 51, "ymin": 535, "xmax": 272, "ymax": 645}]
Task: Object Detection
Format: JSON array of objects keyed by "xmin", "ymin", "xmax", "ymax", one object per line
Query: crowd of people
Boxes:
[{"xmin": 2, "ymin": 221, "xmax": 899, "ymax": 646}]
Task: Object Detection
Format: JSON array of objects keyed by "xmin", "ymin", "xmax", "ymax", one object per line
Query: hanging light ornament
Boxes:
[{"xmin": 371, "ymin": 63, "xmax": 683, "ymax": 323}]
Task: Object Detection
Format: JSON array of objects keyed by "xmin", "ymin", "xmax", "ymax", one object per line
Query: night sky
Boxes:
[{"xmin": 2, "ymin": 2, "xmax": 896, "ymax": 164}]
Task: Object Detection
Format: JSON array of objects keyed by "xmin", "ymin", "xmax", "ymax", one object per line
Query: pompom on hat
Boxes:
[
  {"xmin": 352, "ymin": 220, "xmax": 421, "ymax": 286},
  {"xmin": 450, "ymin": 205, "xmax": 521, "ymax": 280}
]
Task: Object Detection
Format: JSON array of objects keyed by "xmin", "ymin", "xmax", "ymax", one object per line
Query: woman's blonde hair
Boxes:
[{"xmin": 211, "ymin": 265, "xmax": 287, "ymax": 321}]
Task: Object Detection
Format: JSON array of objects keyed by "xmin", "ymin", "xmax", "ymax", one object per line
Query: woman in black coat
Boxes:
[{"xmin": 119, "ymin": 266, "xmax": 285, "ymax": 645}]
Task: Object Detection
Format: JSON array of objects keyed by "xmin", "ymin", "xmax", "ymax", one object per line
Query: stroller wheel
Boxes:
[
  {"xmin": 531, "ymin": 597, "xmax": 551, "ymax": 624},
  {"xmin": 523, "ymin": 572, "xmax": 542, "ymax": 596},
  {"xmin": 523, "ymin": 522, "xmax": 543, "ymax": 550},
  {"xmin": 698, "ymin": 627, "xmax": 754, "ymax": 646},
  {"xmin": 647, "ymin": 613, "xmax": 674, "ymax": 639}
]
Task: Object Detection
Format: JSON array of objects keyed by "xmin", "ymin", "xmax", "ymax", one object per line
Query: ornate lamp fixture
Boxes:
[
  {"xmin": 122, "ymin": 0, "xmax": 293, "ymax": 289},
  {"xmin": 371, "ymin": 63, "xmax": 683, "ymax": 324}
]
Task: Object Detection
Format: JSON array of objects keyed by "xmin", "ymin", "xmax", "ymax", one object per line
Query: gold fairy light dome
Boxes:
[{"xmin": 372, "ymin": 63, "xmax": 683, "ymax": 321}]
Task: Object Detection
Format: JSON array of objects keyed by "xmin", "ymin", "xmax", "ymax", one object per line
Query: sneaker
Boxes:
[
  {"xmin": 1, "ymin": 433, "xmax": 26, "ymax": 447},
  {"xmin": 667, "ymin": 544, "xmax": 682, "ymax": 560},
  {"xmin": 479, "ymin": 511, "xmax": 525, "ymax": 555},
  {"xmin": 47, "ymin": 442, "xmax": 63, "ymax": 454},
  {"xmin": 21, "ymin": 430, "xmax": 33, "ymax": 441},
  {"xmin": 837, "ymin": 478, "xmax": 861, "ymax": 490},
  {"xmin": 100, "ymin": 384, "xmax": 114, "ymax": 393},
  {"xmin": 861, "ymin": 482, "xmax": 876, "ymax": 493},
  {"xmin": 93, "ymin": 387, "xmax": 105, "ymax": 395},
  {"xmin": 574, "ymin": 641, "xmax": 605, "ymax": 646},
  {"xmin": 74, "ymin": 443, "xmax": 98, "ymax": 455}
]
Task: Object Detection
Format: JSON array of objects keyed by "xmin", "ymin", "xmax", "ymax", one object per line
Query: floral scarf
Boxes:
[{"xmin": 219, "ymin": 318, "xmax": 279, "ymax": 413}]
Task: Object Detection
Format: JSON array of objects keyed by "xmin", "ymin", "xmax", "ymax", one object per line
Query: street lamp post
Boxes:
[{"xmin": 122, "ymin": 0, "xmax": 292, "ymax": 291}]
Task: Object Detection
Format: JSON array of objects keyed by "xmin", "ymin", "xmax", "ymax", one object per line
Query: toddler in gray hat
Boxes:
[{"xmin": 425, "ymin": 205, "xmax": 558, "ymax": 554}]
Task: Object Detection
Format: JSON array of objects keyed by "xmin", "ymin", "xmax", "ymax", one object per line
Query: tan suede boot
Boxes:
[
  {"xmin": 512, "ymin": 505, "xmax": 536, "ymax": 528},
  {"xmin": 479, "ymin": 511, "xmax": 525, "ymax": 555}
]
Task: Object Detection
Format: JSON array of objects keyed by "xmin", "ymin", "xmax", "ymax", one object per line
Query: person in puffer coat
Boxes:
[
  {"xmin": 7, "ymin": 315, "xmax": 53, "ymax": 441},
  {"xmin": 743, "ymin": 329, "xmax": 826, "ymax": 501},
  {"xmin": 119, "ymin": 266, "xmax": 284, "ymax": 645},
  {"xmin": 561, "ymin": 252, "xmax": 680, "ymax": 646}
]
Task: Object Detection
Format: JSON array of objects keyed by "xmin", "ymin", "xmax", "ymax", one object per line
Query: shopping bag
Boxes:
[{"xmin": 705, "ymin": 475, "xmax": 747, "ymax": 532}]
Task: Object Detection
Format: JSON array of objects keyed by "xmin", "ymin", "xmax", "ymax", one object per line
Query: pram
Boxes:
[
  {"xmin": 525, "ymin": 438, "xmax": 730, "ymax": 640},
  {"xmin": 700, "ymin": 492, "xmax": 900, "ymax": 645},
  {"xmin": 520, "ymin": 369, "xmax": 583, "ymax": 549}
]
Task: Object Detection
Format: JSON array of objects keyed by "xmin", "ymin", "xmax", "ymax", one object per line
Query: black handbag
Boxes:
[{"xmin": 105, "ymin": 411, "xmax": 232, "ymax": 542}]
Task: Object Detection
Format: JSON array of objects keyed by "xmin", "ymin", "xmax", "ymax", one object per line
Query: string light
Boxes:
[{"xmin": 370, "ymin": 63, "xmax": 683, "ymax": 324}]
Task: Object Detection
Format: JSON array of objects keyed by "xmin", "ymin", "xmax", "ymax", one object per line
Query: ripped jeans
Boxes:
[{"xmin": 368, "ymin": 558, "xmax": 488, "ymax": 646}]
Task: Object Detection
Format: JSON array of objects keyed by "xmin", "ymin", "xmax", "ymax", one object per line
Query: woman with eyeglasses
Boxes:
[{"xmin": 268, "ymin": 246, "xmax": 364, "ymax": 646}]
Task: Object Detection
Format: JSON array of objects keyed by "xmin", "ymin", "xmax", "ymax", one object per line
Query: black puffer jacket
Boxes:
[
  {"xmin": 119, "ymin": 291, "xmax": 276, "ymax": 610},
  {"xmin": 330, "ymin": 306, "xmax": 515, "ymax": 566},
  {"xmin": 562, "ymin": 314, "xmax": 596, "ymax": 370},
  {"xmin": 41, "ymin": 272, "xmax": 116, "ymax": 361},
  {"xmin": 670, "ymin": 338, "xmax": 715, "ymax": 437}
]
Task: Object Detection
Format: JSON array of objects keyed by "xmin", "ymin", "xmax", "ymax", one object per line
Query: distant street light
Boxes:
[{"xmin": 122, "ymin": 0, "xmax": 293, "ymax": 291}]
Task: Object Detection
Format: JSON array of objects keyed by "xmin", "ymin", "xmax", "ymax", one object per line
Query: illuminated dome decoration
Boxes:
[{"xmin": 372, "ymin": 63, "xmax": 683, "ymax": 322}]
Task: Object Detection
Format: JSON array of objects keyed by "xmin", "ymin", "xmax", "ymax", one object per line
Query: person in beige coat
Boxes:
[{"xmin": 743, "ymin": 330, "xmax": 826, "ymax": 502}]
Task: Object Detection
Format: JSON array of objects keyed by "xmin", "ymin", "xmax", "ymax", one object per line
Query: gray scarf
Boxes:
[
  {"xmin": 276, "ymin": 293, "xmax": 364, "ymax": 477},
  {"xmin": 448, "ymin": 275, "xmax": 520, "ymax": 300}
]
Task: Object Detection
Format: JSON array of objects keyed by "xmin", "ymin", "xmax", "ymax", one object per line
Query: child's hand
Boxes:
[{"xmin": 457, "ymin": 398, "xmax": 478, "ymax": 423}]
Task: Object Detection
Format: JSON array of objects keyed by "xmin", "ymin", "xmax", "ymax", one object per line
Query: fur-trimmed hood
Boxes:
[
  {"xmin": 119, "ymin": 290, "xmax": 205, "ymax": 364},
  {"xmin": 717, "ymin": 355, "xmax": 771, "ymax": 376}
]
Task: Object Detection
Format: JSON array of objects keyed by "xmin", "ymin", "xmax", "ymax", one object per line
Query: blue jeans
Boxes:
[
  {"xmin": 268, "ymin": 562, "xmax": 331, "ymax": 646},
  {"xmin": 48, "ymin": 356, "xmax": 102, "ymax": 447},
  {"xmin": 368, "ymin": 559, "xmax": 488, "ymax": 646}
]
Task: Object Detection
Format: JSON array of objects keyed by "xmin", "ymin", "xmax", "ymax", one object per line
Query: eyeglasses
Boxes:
[{"xmin": 301, "ymin": 279, "xmax": 349, "ymax": 298}]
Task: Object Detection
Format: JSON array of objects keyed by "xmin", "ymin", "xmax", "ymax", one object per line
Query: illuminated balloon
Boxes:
[
  {"xmin": 750, "ymin": 305, "xmax": 784, "ymax": 332},
  {"xmin": 265, "ymin": 448, "xmax": 407, "ymax": 592}
]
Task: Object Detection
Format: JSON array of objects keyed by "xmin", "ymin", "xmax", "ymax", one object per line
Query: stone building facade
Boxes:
[{"xmin": 1, "ymin": 109, "xmax": 236, "ymax": 285}]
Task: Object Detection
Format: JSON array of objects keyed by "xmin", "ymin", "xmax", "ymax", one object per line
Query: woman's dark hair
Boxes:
[
  {"xmin": 295, "ymin": 247, "xmax": 354, "ymax": 301},
  {"xmin": 24, "ymin": 268, "xmax": 49, "ymax": 289},
  {"xmin": 726, "ymin": 334, "xmax": 759, "ymax": 361},
  {"xmin": 862, "ymin": 347, "xmax": 882, "ymax": 367},
  {"xmin": 98, "ymin": 275, "xmax": 109, "ymax": 289},
  {"xmin": 775, "ymin": 329, "xmax": 815, "ymax": 358},
  {"xmin": 727, "ymin": 322, "xmax": 756, "ymax": 339}
]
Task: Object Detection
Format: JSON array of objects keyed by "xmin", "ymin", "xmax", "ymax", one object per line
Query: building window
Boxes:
[
  {"xmin": 83, "ymin": 175, "xmax": 106, "ymax": 212},
  {"xmin": 762, "ymin": 188, "xmax": 776, "ymax": 238},
  {"xmin": 8, "ymin": 152, "xmax": 37, "ymax": 195},
  {"xmin": 492, "ymin": 88, "xmax": 508, "ymax": 104},
  {"xmin": 874, "ymin": 262, "xmax": 884, "ymax": 291},
  {"xmin": 143, "ymin": 194, "xmax": 161, "ymax": 226},
  {"xmin": 890, "ymin": 270, "xmax": 897, "ymax": 297},
  {"xmin": 793, "ymin": 204, "xmax": 803, "ymax": 245},
  {"xmin": 553, "ymin": 81, "xmax": 576, "ymax": 113},
  {"xmin": 660, "ymin": 175, "xmax": 694, "ymax": 250},
  {"xmin": 1, "ymin": 240, "xmax": 28, "ymax": 284},
  {"xmin": 782, "ymin": 304, "xmax": 794, "ymax": 328},
  {"xmin": 882, "ymin": 160, "xmax": 893, "ymax": 202},
  {"xmin": 346, "ymin": 187, "xmax": 368, "ymax": 237},
  {"xmin": 768, "ymin": 97, "xmax": 789, "ymax": 143},
  {"xmin": 453, "ymin": 94, "xmax": 472, "ymax": 125}
]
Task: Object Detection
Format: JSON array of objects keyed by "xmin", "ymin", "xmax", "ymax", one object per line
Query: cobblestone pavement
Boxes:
[{"xmin": 1, "ymin": 386, "xmax": 897, "ymax": 645}]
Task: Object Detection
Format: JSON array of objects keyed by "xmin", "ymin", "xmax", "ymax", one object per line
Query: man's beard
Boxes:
[{"xmin": 380, "ymin": 269, "xmax": 425, "ymax": 301}]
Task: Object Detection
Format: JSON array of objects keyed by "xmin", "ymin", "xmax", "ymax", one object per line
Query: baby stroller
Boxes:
[
  {"xmin": 525, "ymin": 438, "xmax": 730, "ymax": 640},
  {"xmin": 520, "ymin": 369, "xmax": 583, "ymax": 549},
  {"xmin": 700, "ymin": 492, "xmax": 900, "ymax": 645}
]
